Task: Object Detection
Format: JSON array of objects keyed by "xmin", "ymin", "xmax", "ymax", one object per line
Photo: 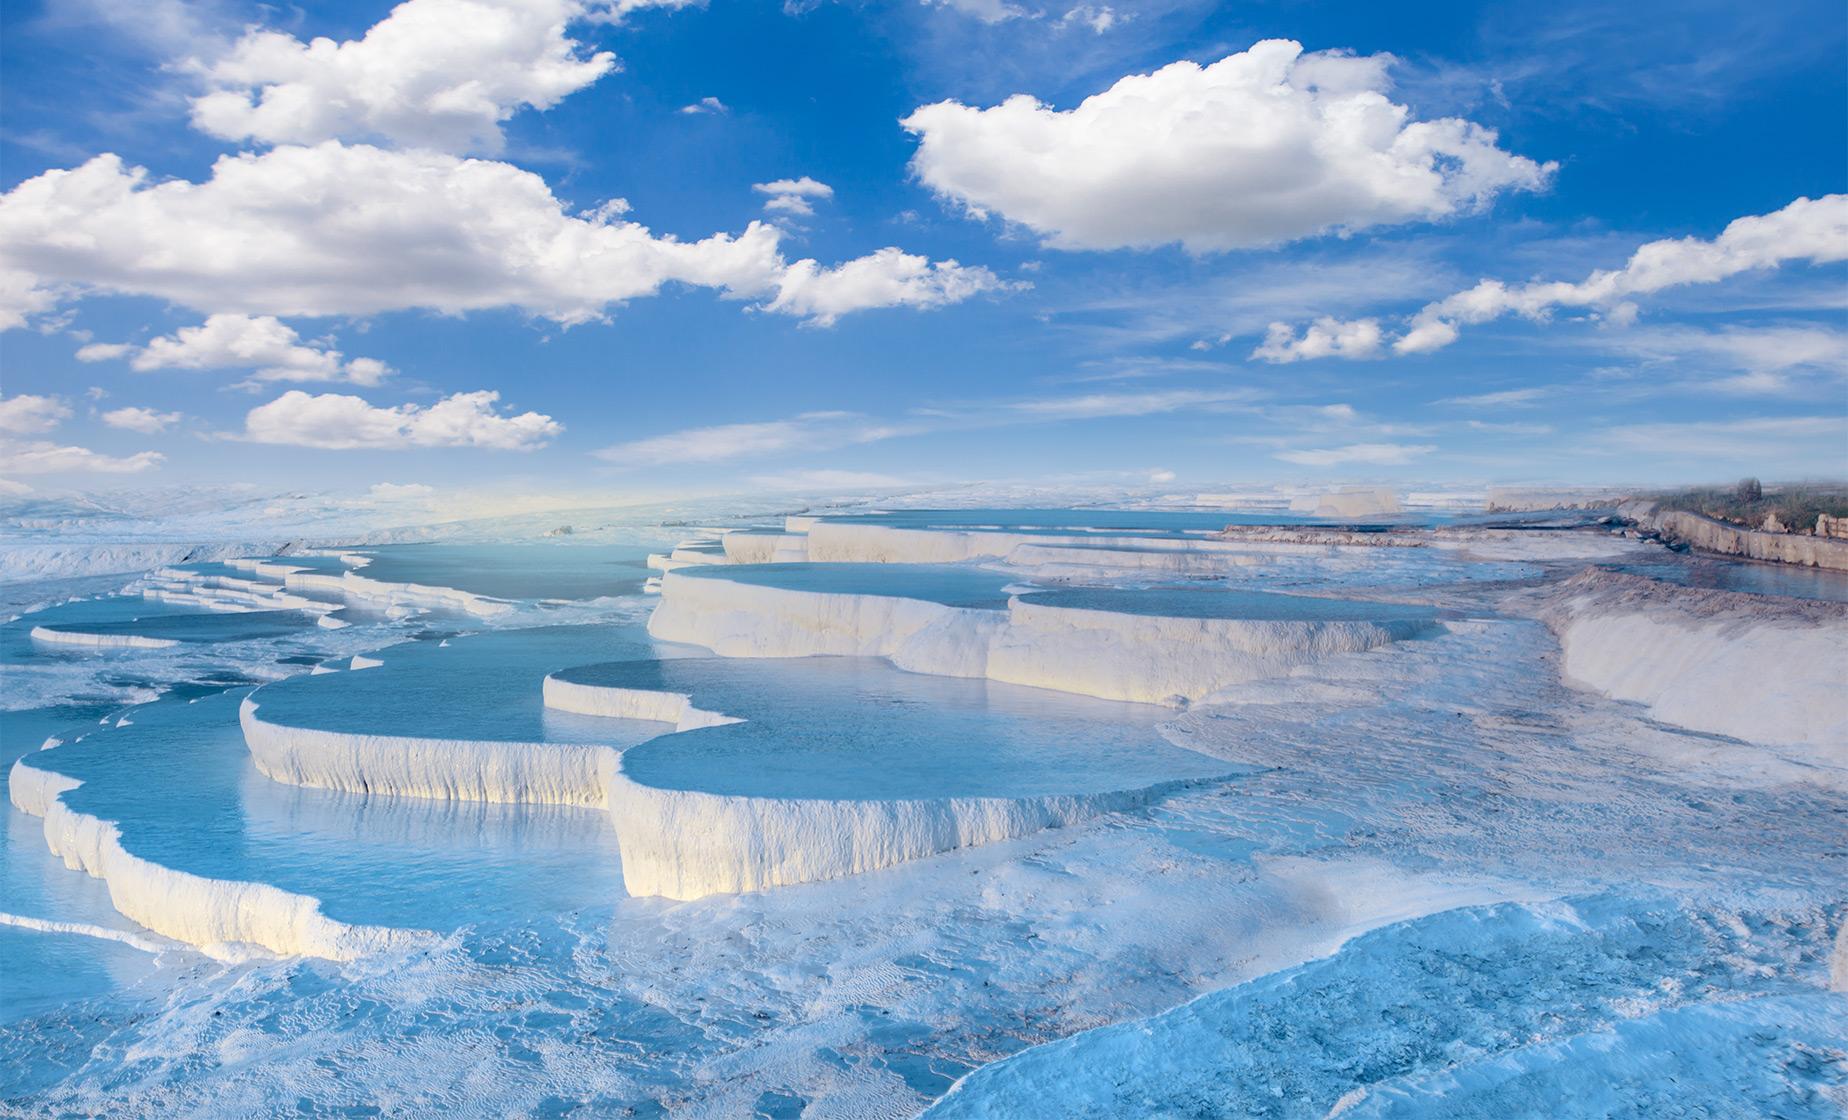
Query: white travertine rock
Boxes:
[
  {"xmin": 603, "ymin": 773, "xmax": 1198, "ymax": 900},
  {"xmin": 648, "ymin": 569, "xmax": 1431, "ymax": 705},
  {"xmin": 241, "ymin": 698, "xmax": 612, "ymax": 807},
  {"xmin": 646, "ymin": 569, "xmax": 1002, "ymax": 679},
  {"xmin": 989, "ymin": 598, "xmax": 1431, "ymax": 705},
  {"xmin": 29, "ymin": 625, "xmax": 180, "ymax": 649},
  {"xmin": 8, "ymin": 755, "xmax": 422, "ymax": 961},
  {"xmin": 228, "ymin": 556, "xmax": 515, "ymax": 617},
  {"xmin": 1544, "ymin": 571, "xmax": 1848, "ymax": 751}
]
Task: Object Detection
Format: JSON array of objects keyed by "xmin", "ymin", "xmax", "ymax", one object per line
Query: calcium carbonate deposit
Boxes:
[{"xmin": 3, "ymin": 507, "xmax": 1844, "ymax": 1116}]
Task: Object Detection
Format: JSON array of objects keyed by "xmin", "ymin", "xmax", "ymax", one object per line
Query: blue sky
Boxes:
[{"xmin": 1, "ymin": 0, "xmax": 1843, "ymax": 509}]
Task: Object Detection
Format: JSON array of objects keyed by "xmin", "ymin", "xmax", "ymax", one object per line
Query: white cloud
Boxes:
[
  {"xmin": 1147, "ymin": 467, "xmax": 1175, "ymax": 483},
  {"xmin": 760, "ymin": 248, "xmax": 1010, "ymax": 326},
  {"xmin": 587, "ymin": 0, "xmax": 703, "ymax": 23},
  {"xmin": 594, "ymin": 386, "xmax": 1262, "ymax": 470},
  {"xmin": 1604, "ymin": 323, "xmax": 1848, "ymax": 384},
  {"xmin": 1435, "ymin": 387, "xmax": 1550, "ymax": 408},
  {"xmin": 0, "ymin": 144, "xmax": 999, "ymax": 328},
  {"xmin": 902, "ymin": 40, "xmax": 1553, "ymax": 252},
  {"xmin": 679, "ymin": 96, "xmax": 728, "ymax": 115},
  {"xmin": 0, "ymin": 394, "xmax": 72, "ymax": 434},
  {"xmin": 923, "ymin": 0, "xmax": 1023, "ymax": 24},
  {"xmin": 80, "ymin": 313, "xmax": 392, "ymax": 386},
  {"xmin": 1005, "ymin": 386, "xmax": 1258, "ymax": 420},
  {"xmin": 1390, "ymin": 194, "xmax": 1848, "ymax": 355},
  {"xmin": 1275, "ymin": 441, "xmax": 1435, "ymax": 466},
  {"xmin": 1056, "ymin": 5, "xmax": 1119, "ymax": 32},
  {"xmin": 594, "ymin": 411, "xmax": 898, "ymax": 465},
  {"xmin": 753, "ymin": 176, "xmax": 834, "ymax": 217},
  {"xmin": 101, "ymin": 406, "xmax": 185, "ymax": 434},
  {"xmin": 1251, "ymin": 316, "xmax": 1383, "ymax": 362},
  {"xmin": 240, "ymin": 389, "xmax": 561, "ymax": 450},
  {"xmin": 754, "ymin": 177, "xmax": 833, "ymax": 199},
  {"xmin": 0, "ymin": 268, "xmax": 60, "ymax": 331},
  {"xmin": 187, "ymin": 0, "xmax": 616, "ymax": 154},
  {"xmin": 0, "ymin": 441, "xmax": 163, "ymax": 475},
  {"xmin": 1588, "ymin": 415, "xmax": 1845, "ymax": 464}
]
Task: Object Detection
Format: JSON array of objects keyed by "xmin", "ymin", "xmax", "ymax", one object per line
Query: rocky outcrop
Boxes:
[
  {"xmin": 1621, "ymin": 502, "xmax": 1848, "ymax": 571},
  {"xmin": 1485, "ymin": 487, "xmax": 1623, "ymax": 512}
]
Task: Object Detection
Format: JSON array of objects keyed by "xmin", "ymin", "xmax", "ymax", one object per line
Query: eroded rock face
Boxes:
[{"xmin": 1623, "ymin": 502, "xmax": 1848, "ymax": 570}]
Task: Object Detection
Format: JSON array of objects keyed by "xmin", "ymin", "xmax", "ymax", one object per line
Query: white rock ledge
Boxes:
[
  {"xmin": 228, "ymin": 556, "xmax": 514, "ymax": 618},
  {"xmin": 545, "ymin": 669, "xmax": 1226, "ymax": 900},
  {"xmin": 1542, "ymin": 570, "xmax": 1848, "ymax": 751},
  {"xmin": 603, "ymin": 774, "xmax": 1205, "ymax": 900},
  {"xmin": 8, "ymin": 753, "xmax": 422, "ymax": 961},
  {"xmin": 991, "ymin": 598, "xmax": 1435, "ymax": 705},
  {"xmin": 646, "ymin": 570, "xmax": 1004, "ymax": 680},
  {"xmin": 240, "ymin": 697, "xmax": 611, "ymax": 807},
  {"xmin": 648, "ymin": 569, "xmax": 1436, "ymax": 705},
  {"xmin": 29, "ymin": 625, "xmax": 179, "ymax": 649},
  {"xmin": 238, "ymin": 668, "xmax": 1223, "ymax": 904}
]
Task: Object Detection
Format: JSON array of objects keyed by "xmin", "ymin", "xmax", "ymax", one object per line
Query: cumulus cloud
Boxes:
[
  {"xmin": 902, "ymin": 39, "xmax": 1553, "ymax": 252},
  {"xmin": 240, "ymin": 389, "xmax": 561, "ymax": 450},
  {"xmin": 0, "ymin": 144, "xmax": 1002, "ymax": 328},
  {"xmin": 594, "ymin": 411, "xmax": 899, "ymax": 465},
  {"xmin": 760, "ymin": 248, "xmax": 1010, "ymax": 326},
  {"xmin": 0, "ymin": 394, "xmax": 72, "ymax": 434},
  {"xmin": 187, "ymin": 0, "xmax": 616, "ymax": 154},
  {"xmin": 80, "ymin": 313, "xmax": 391, "ymax": 386},
  {"xmin": 0, "ymin": 268, "xmax": 60, "ymax": 331},
  {"xmin": 679, "ymin": 96, "xmax": 728, "ymax": 115},
  {"xmin": 1275, "ymin": 442, "xmax": 1435, "ymax": 466},
  {"xmin": 0, "ymin": 441, "xmax": 163, "ymax": 475},
  {"xmin": 753, "ymin": 176, "xmax": 834, "ymax": 217},
  {"xmin": 101, "ymin": 406, "xmax": 185, "ymax": 434},
  {"xmin": 1251, "ymin": 316, "xmax": 1383, "ymax": 362}
]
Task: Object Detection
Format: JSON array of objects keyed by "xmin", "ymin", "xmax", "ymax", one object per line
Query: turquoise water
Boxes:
[
  {"xmin": 251, "ymin": 625, "xmax": 664, "ymax": 744},
  {"xmin": 562, "ymin": 657, "xmax": 1236, "ymax": 800},
  {"xmin": 351, "ymin": 542, "xmax": 658, "ymax": 601},
  {"xmin": 1019, "ymin": 586, "xmax": 1439, "ymax": 622},
  {"xmin": 258, "ymin": 553, "xmax": 354, "ymax": 574},
  {"xmin": 1607, "ymin": 558, "xmax": 1848, "ymax": 603},
  {"xmin": 31, "ymin": 608, "xmax": 317, "ymax": 644},
  {"xmin": 676, "ymin": 562, "xmax": 1022, "ymax": 608},
  {"xmin": 22, "ymin": 685, "xmax": 632, "ymax": 933},
  {"xmin": 817, "ymin": 507, "xmax": 1469, "ymax": 534}
]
